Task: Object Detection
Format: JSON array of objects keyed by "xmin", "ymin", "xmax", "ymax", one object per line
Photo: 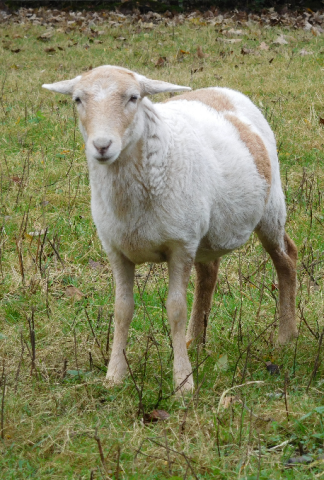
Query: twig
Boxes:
[
  {"xmin": 116, "ymin": 444, "xmax": 121, "ymax": 480},
  {"xmin": 123, "ymin": 349, "xmax": 144, "ymax": 418},
  {"xmin": 217, "ymin": 381, "xmax": 265, "ymax": 415},
  {"xmin": 306, "ymin": 327, "xmax": 324, "ymax": 392},
  {"xmin": 284, "ymin": 372, "xmax": 290, "ymax": 421},
  {"xmin": 1, "ymin": 360, "xmax": 5, "ymax": 440},
  {"xmin": 94, "ymin": 428, "xmax": 106, "ymax": 468}
]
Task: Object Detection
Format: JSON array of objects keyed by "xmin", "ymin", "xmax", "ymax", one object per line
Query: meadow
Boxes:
[{"xmin": 0, "ymin": 7, "xmax": 324, "ymax": 479}]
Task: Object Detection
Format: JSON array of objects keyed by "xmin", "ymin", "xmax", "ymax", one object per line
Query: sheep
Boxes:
[{"xmin": 43, "ymin": 65, "xmax": 298, "ymax": 392}]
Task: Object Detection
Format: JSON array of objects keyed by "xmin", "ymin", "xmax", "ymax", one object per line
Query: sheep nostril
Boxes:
[{"xmin": 93, "ymin": 140, "xmax": 112, "ymax": 156}]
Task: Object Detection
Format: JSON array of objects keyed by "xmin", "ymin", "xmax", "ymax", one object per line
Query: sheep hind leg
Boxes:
[
  {"xmin": 186, "ymin": 259, "xmax": 220, "ymax": 346},
  {"xmin": 256, "ymin": 229, "xmax": 298, "ymax": 344}
]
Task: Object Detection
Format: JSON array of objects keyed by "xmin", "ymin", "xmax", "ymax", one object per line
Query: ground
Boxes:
[{"xmin": 0, "ymin": 6, "xmax": 324, "ymax": 480}]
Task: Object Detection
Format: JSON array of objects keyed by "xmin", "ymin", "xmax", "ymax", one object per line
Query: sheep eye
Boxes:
[
  {"xmin": 74, "ymin": 97, "xmax": 81, "ymax": 104},
  {"xmin": 129, "ymin": 95, "xmax": 138, "ymax": 103}
]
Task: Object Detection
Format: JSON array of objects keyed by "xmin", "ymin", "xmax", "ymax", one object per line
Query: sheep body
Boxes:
[{"xmin": 43, "ymin": 66, "xmax": 297, "ymax": 391}]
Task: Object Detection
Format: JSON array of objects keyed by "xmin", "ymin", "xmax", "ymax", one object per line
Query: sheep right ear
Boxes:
[
  {"xmin": 42, "ymin": 75, "xmax": 81, "ymax": 95},
  {"xmin": 136, "ymin": 74, "xmax": 191, "ymax": 96}
]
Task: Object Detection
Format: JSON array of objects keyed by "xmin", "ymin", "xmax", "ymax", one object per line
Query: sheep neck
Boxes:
[{"xmin": 88, "ymin": 98, "xmax": 171, "ymax": 219}]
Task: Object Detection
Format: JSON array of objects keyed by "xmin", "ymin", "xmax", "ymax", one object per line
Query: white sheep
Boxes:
[{"xmin": 43, "ymin": 65, "xmax": 297, "ymax": 392}]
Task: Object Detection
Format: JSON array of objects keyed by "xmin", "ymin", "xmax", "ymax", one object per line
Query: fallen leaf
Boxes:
[
  {"xmin": 11, "ymin": 48, "xmax": 21, "ymax": 53},
  {"xmin": 11, "ymin": 176, "xmax": 23, "ymax": 184},
  {"xmin": 273, "ymin": 35, "xmax": 288, "ymax": 45},
  {"xmin": 220, "ymin": 395, "xmax": 237, "ymax": 409},
  {"xmin": 227, "ymin": 28, "xmax": 243, "ymax": 35},
  {"xmin": 44, "ymin": 47, "xmax": 56, "ymax": 53},
  {"xmin": 259, "ymin": 42, "xmax": 269, "ymax": 51},
  {"xmin": 186, "ymin": 339, "xmax": 193, "ymax": 348},
  {"xmin": 144, "ymin": 409, "xmax": 170, "ymax": 423},
  {"xmin": 89, "ymin": 259, "xmax": 104, "ymax": 270},
  {"xmin": 37, "ymin": 31, "xmax": 53, "ymax": 41},
  {"xmin": 27, "ymin": 229, "xmax": 47, "ymax": 237},
  {"xmin": 265, "ymin": 361, "xmax": 280, "ymax": 375},
  {"xmin": 116, "ymin": 36, "xmax": 126, "ymax": 41},
  {"xmin": 214, "ymin": 75, "xmax": 223, "ymax": 80},
  {"xmin": 219, "ymin": 38, "xmax": 242, "ymax": 44},
  {"xmin": 215, "ymin": 354, "xmax": 228, "ymax": 371},
  {"xmin": 286, "ymin": 455, "xmax": 313, "ymax": 466},
  {"xmin": 299, "ymin": 48, "xmax": 313, "ymax": 56},
  {"xmin": 271, "ymin": 282, "xmax": 278, "ymax": 291},
  {"xmin": 319, "ymin": 118, "xmax": 324, "ymax": 125},
  {"xmin": 65, "ymin": 286, "xmax": 84, "ymax": 301},
  {"xmin": 197, "ymin": 45, "xmax": 208, "ymax": 58},
  {"xmin": 241, "ymin": 47, "xmax": 254, "ymax": 55},
  {"xmin": 191, "ymin": 67, "xmax": 204, "ymax": 74},
  {"xmin": 155, "ymin": 56, "xmax": 167, "ymax": 68}
]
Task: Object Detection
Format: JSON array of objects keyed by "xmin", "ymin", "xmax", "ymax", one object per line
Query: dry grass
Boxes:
[{"xmin": 0, "ymin": 11, "xmax": 324, "ymax": 480}]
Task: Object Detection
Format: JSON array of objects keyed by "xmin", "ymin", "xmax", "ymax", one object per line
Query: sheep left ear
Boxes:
[
  {"xmin": 136, "ymin": 74, "xmax": 191, "ymax": 96},
  {"xmin": 42, "ymin": 75, "xmax": 81, "ymax": 95}
]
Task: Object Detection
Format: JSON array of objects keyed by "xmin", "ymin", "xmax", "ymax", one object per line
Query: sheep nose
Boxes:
[{"xmin": 93, "ymin": 139, "xmax": 112, "ymax": 156}]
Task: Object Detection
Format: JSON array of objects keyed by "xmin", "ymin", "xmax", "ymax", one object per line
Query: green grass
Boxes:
[{"xmin": 0, "ymin": 11, "xmax": 324, "ymax": 480}]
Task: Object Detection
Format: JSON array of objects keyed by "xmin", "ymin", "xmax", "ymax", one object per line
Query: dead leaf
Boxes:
[
  {"xmin": 27, "ymin": 229, "xmax": 47, "ymax": 237},
  {"xmin": 155, "ymin": 56, "xmax": 167, "ymax": 68},
  {"xmin": 144, "ymin": 409, "xmax": 170, "ymax": 423},
  {"xmin": 259, "ymin": 42, "xmax": 269, "ymax": 51},
  {"xmin": 37, "ymin": 31, "xmax": 53, "ymax": 41},
  {"xmin": 269, "ymin": 58, "xmax": 274, "ymax": 64},
  {"xmin": 272, "ymin": 35, "xmax": 288, "ymax": 45},
  {"xmin": 218, "ymin": 38, "xmax": 242, "ymax": 44},
  {"xmin": 214, "ymin": 75, "xmax": 223, "ymax": 80},
  {"xmin": 197, "ymin": 45, "xmax": 208, "ymax": 58},
  {"xmin": 116, "ymin": 36, "xmax": 126, "ymax": 41},
  {"xmin": 89, "ymin": 259, "xmax": 104, "ymax": 270},
  {"xmin": 286, "ymin": 455, "xmax": 313, "ymax": 466},
  {"xmin": 11, "ymin": 176, "xmax": 23, "ymax": 184},
  {"xmin": 241, "ymin": 47, "xmax": 254, "ymax": 55},
  {"xmin": 44, "ymin": 47, "xmax": 56, "ymax": 53},
  {"xmin": 11, "ymin": 48, "xmax": 21, "ymax": 53},
  {"xmin": 186, "ymin": 339, "xmax": 193, "ymax": 348},
  {"xmin": 271, "ymin": 282, "xmax": 278, "ymax": 291},
  {"xmin": 65, "ymin": 286, "xmax": 84, "ymax": 301},
  {"xmin": 191, "ymin": 67, "xmax": 204, "ymax": 74},
  {"xmin": 319, "ymin": 118, "xmax": 324, "ymax": 125},
  {"xmin": 227, "ymin": 28, "xmax": 243, "ymax": 35},
  {"xmin": 13, "ymin": 34, "xmax": 22, "ymax": 39},
  {"xmin": 220, "ymin": 395, "xmax": 237, "ymax": 409},
  {"xmin": 299, "ymin": 49, "xmax": 313, "ymax": 56},
  {"xmin": 265, "ymin": 361, "xmax": 280, "ymax": 375}
]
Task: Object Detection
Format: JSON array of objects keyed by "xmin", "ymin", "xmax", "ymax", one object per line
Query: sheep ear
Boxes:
[
  {"xmin": 137, "ymin": 75, "xmax": 191, "ymax": 96},
  {"xmin": 42, "ymin": 75, "xmax": 81, "ymax": 95}
]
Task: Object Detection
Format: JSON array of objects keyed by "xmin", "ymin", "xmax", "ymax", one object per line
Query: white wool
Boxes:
[{"xmin": 43, "ymin": 66, "xmax": 297, "ymax": 391}]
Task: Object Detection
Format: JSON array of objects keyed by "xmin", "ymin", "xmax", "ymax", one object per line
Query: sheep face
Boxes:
[{"xmin": 43, "ymin": 65, "xmax": 191, "ymax": 165}]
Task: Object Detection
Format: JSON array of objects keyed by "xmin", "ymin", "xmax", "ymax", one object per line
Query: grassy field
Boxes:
[{"xmin": 0, "ymin": 9, "xmax": 324, "ymax": 479}]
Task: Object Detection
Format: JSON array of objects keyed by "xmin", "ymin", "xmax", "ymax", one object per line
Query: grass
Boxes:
[{"xmin": 0, "ymin": 10, "xmax": 324, "ymax": 479}]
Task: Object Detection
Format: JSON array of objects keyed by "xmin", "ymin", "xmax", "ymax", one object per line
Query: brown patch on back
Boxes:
[
  {"xmin": 164, "ymin": 89, "xmax": 235, "ymax": 112},
  {"xmin": 225, "ymin": 113, "xmax": 272, "ymax": 192}
]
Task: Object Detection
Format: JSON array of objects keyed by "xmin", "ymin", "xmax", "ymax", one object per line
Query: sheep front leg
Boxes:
[
  {"xmin": 167, "ymin": 253, "xmax": 194, "ymax": 392},
  {"xmin": 106, "ymin": 253, "xmax": 135, "ymax": 384}
]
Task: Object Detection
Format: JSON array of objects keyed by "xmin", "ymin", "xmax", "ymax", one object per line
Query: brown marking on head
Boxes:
[
  {"xmin": 164, "ymin": 89, "xmax": 235, "ymax": 112},
  {"xmin": 225, "ymin": 113, "xmax": 272, "ymax": 194}
]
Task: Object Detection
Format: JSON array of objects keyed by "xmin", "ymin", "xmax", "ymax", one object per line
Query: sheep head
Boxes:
[{"xmin": 43, "ymin": 65, "xmax": 191, "ymax": 165}]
